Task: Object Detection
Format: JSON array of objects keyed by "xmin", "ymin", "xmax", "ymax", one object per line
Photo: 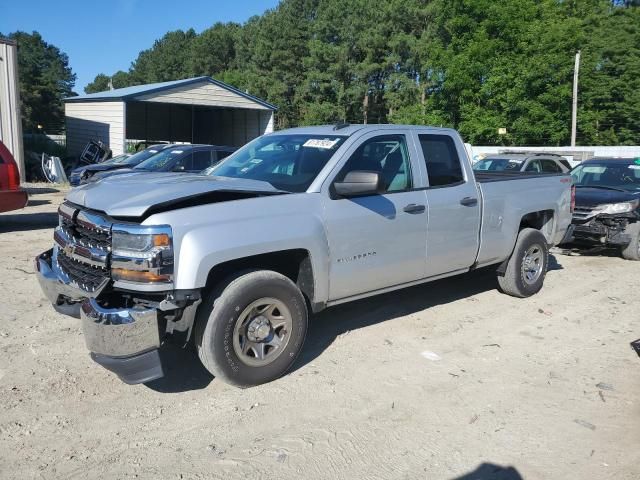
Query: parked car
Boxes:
[
  {"xmin": 87, "ymin": 144, "xmax": 237, "ymax": 183},
  {"xmin": 473, "ymin": 153, "xmax": 571, "ymax": 174},
  {"xmin": 35, "ymin": 124, "xmax": 573, "ymax": 386},
  {"xmin": 68, "ymin": 145, "xmax": 171, "ymax": 186},
  {"xmin": 0, "ymin": 140, "xmax": 27, "ymax": 213},
  {"xmin": 564, "ymin": 157, "xmax": 640, "ymax": 260}
]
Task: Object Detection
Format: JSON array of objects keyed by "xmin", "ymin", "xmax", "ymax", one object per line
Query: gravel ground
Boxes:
[{"xmin": 0, "ymin": 187, "xmax": 639, "ymax": 480}]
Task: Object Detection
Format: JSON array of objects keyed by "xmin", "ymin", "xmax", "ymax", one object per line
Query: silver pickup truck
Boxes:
[{"xmin": 36, "ymin": 125, "xmax": 573, "ymax": 386}]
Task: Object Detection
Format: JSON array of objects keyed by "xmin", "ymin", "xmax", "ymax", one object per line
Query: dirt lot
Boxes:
[{"xmin": 0, "ymin": 187, "xmax": 639, "ymax": 480}]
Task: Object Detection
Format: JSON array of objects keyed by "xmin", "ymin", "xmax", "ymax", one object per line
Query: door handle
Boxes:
[
  {"xmin": 403, "ymin": 203, "xmax": 426, "ymax": 214},
  {"xmin": 460, "ymin": 197, "xmax": 478, "ymax": 207}
]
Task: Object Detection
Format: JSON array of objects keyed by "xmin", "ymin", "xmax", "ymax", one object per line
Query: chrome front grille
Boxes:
[
  {"xmin": 55, "ymin": 202, "xmax": 111, "ymax": 292},
  {"xmin": 572, "ymin": 206, "xmax": 596, "ymax": 221},
  {"xmin": 56, "ymin": 251, "xmax": 109, "ymax": 292}
]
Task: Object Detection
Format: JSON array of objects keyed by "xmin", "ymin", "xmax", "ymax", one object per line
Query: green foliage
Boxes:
[
  {"xmin": 2, "ymin": 31, "xmax": 76, "ymax": 134},
  {"xmin": 85, "ymin": 70, "xmax": 134, "ymax": 94},
  {"xmin": 189, "ymin": 22, "xmax": 240, "ymax": 77},
  {"xmin": 85, "ymin": 0, "xmax": 640, "ymax": 145},
  {"xmin": 130, "ymin": 29, "xmax": 197, "ymax": 83},
  {"xmin": 84, "ymin": 73, "xmax": 110, "ymax": 93}
]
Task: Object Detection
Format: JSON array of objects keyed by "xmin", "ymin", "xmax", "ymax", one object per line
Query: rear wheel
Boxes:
[
  {"xmin": 195, "ymin": 270, "xmax": 308, "ymax": 387},
  {"xmin": 497, "ymin": 228, "xmax": 549, "ymax": 298},
  {"xmin": 621, "ymin": 222, "xmax": 640, "ymax": 261}
]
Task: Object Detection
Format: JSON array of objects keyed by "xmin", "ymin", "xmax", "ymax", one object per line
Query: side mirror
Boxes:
[{"xmin": 334, "ymin": 171, "xmax": 382, "ymax": 197}]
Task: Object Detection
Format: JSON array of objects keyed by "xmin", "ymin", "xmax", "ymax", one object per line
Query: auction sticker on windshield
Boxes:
[{"xmin": 303, "ymin": 138, "xmax": 340, "ymax": 149}]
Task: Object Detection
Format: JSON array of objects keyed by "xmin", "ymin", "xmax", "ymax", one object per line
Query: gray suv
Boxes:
[{"xmin": 474, "ymin": 153, "xmax": 571, "ymax": 174}]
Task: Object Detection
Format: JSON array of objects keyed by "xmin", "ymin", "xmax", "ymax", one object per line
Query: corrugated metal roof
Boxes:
[{"xmin": 65, "ymin": 76, "xmax": 277, "ymax": 110}]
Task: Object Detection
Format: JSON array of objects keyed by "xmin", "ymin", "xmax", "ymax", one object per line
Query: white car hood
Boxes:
[{"xmin": 65, "ymin": 173, "xmax": 284, "ymax": 218}]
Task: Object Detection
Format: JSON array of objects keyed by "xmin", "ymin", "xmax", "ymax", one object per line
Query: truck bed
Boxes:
[{"xmin": 474, "ymin": 172, "xmax": 573, "ymax": 268}]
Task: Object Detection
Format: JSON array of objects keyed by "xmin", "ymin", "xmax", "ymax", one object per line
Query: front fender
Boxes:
[{"xmin": 145, "ymin": 194, "xmax": 330, "ymax": 304}]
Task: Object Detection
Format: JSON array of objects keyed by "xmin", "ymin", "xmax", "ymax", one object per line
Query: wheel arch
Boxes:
[
  {"xmin": 497, "ymin": 211, "xmax": 555, "ymax": 276},
  {"xmin": 203, "ymin": 249, "xmax": 323, "ymax": 312},
  {"xmin": 518, "ymin": 209, "xmax": 555, "ymax": 243}
]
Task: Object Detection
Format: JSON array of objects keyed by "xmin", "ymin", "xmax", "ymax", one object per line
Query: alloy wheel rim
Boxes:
[
  {"xmin": 522, "ymin": 244, "xmax": 544, "ymax": 285},
  {"xmin": 233, "ymin": 297, "xmax": 293, "ymax": 367}
]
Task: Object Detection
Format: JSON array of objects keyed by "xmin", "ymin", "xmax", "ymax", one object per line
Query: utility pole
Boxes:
[{"xmin": 571, "ymin": 50, "xmax": 581, "ymax": 147}]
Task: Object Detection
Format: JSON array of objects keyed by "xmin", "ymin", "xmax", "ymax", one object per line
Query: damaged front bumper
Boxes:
[
  {"xmin": 35, "ymin": 249, "xmax": 101, "ymax": 318},
  {"xmin": 35, "ymin": 248, "xmax": 199, "ymax": 384},
  {"xmin": 571, "ymin": 218, "xmax": 633, "ymax": 247},
  {"xmin": 81, "ymin": 298, "xmax": 163, "ymax": 384}
]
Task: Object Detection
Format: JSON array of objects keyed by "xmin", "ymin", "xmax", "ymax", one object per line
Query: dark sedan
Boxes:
[
  {"xmin": 567, "ymin": 157, "xmax": 640, "ymax": 260},
  {"xmin": 88, "ymin": 144, "xmax": 236, "ymax": 183},
  {"xmin": 69, "ymin": 145, "xmax": 172, "ymax": 186}
]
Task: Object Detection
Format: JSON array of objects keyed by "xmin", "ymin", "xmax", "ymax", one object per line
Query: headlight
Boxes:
[
  {"xmin": 111, "ymin": 225, "xmax": 173, "ymax": 284},
  {"xmin": 594, "ymin": 199, "xmax": 639, "ymax": 215}
]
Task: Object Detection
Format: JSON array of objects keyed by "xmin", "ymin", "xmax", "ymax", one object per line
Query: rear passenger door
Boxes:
[{"xmin": 413, "ymin": 132, "xmax": 481, "ymax": 276}]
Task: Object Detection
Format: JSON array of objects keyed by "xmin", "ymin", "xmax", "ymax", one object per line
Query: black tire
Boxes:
[
  {"xmin": 621, "ymin": 222, "xmax": 640, "ymax": 261},
  {"xmin": 497, "ymin": 228, "xmax": 549, "ymax": 298},
  {"xmin": 195, "ymin": 270, "xmax": 308, "ymax": 387}
]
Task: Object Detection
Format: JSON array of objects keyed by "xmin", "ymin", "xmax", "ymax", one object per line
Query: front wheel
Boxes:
[
  {"xmin": 621, "ymin": 222, "xmax": 640, "ymax": 261},
  {"xmin": 497, "ymin": 228, "xmax": 549, "ymax": 298},
  {"xmin": 195, "ymin": 270, "xmax": 308, "ymax": 387}
]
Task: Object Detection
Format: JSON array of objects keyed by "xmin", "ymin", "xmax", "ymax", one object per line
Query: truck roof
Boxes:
[{"xmin": 271, "ymin": 124, "xmax": 461, "ymax": 137}]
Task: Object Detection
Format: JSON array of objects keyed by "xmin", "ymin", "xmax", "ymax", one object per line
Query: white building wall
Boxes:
[
  {"xmin": 261, "ymin": 111, "xmax": 274, "ymax": 134},
  {"xmin": 65, "ymin": 101, "xmax": 125, "ymax": 155},
  {"xmin": 0, "ymin": 39, "xmax": 25, "ymax": 181}
]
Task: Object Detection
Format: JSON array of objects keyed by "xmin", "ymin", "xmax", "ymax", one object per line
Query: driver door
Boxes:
[{"xmin": 321, "ymin": 131, "xmax": 428, "ymax": 301}]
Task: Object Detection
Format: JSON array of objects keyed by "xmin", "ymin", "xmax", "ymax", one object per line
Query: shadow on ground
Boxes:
[
  {"xmin": 143, "ymin": 257, "xmax": 565, "ymax": 393},
  {"xmin": 548, "ymin": 253, "xmax": 563, "ymax": 271},
  {"xmin": 27, "ymin": 199, "xmax": 51, "ymax": 207},
  {"xmin": 24, "ymin": 186, "xmax": 60, "ymax": 194},
  {"xmin": 453, "ymin": 463, "xmax": 523, "ymax": 480},
  {"xmin": 145, "ymin": 343, "xmax": 214, "ymax": 393},
  {"xmin": 294, "ymin": 266, "xmax": 502, "ymax": 373},
  {"xmin": 555, "ymin": 244, "xmax": 621, "ymax": 259},
  {"xmin": 0, "ymin": 211, "xmax": 59, "ymax": 233}
]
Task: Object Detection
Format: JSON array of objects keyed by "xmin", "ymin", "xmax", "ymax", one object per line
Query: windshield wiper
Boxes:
[{"xmin": 575, "ymin": 185, "xmax": 628, "ymax": 193}]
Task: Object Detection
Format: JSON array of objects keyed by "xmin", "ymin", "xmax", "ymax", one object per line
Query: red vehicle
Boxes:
[{"xmin": 0, "ymin": 141, "xmax": 27, "ymax": 213}]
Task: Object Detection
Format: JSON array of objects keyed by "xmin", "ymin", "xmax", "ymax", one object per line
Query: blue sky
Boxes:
[{"xmin": 0, "ymin": 0, "xmax": 280, "ymax": 92}]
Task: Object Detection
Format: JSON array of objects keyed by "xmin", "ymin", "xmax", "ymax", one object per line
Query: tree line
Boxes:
[{"xmin": 5, "ymin": 0, "xmax": 640, "ymax": 146}]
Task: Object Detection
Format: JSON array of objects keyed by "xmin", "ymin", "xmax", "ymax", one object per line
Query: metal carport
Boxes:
[{"xmin": 64, "ymin": 76, "xmax": 277, "ymax": 156}]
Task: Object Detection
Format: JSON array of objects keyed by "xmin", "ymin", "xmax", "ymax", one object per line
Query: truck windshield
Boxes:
[
  {"xmin": 207, "ymin": 134, "xmax": 347, "ymax": 192},
  {"xmin": 571, "ymin": 162, "xmax": 640, "ymax": 192}
]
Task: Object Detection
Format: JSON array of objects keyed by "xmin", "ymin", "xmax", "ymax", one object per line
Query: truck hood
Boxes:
[
  {"xmin": 66, "ymin": 173, "xmax": 285, "ymax": 218},
  {"xmin": 575, "ymin": 186, "xmax": 640, "ymax": 207}
]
